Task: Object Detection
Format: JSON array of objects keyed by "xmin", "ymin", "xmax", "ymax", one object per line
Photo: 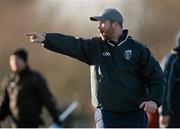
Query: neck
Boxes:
[{"xmin": 110, "ymin": 29, "xmax": 123, "ymax": 42}]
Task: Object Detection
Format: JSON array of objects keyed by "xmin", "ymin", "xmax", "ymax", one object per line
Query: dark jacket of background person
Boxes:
[
  {"xmin": 0, "ymin": 66, "xmax": 61, "ymax": 127},
  {"xmin": 160, "ymin": 48, "xmax": 180, "ymax": 127},
  {"xmin": 160, "ymin": 31, "xmax": 180, "ymax": 127}
]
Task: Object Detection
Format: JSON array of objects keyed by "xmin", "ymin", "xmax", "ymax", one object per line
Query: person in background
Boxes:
[
  {"xmin": 0, "ymin": 48, "xmax": 62, "ymax": 128},
  {"xmin": 159, "ymin": 30, "xmax": 180, "ymax": 128}
]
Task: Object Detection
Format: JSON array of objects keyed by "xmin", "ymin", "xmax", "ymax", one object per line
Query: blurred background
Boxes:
[{"xmin": 0, "ymin": 0, "xmax": 180, "ymax": 127}]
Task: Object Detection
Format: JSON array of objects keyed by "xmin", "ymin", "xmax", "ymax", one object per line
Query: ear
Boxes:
[{"xmin": 112, "ymin": 21, "xmax": 120, "ymax": 29}]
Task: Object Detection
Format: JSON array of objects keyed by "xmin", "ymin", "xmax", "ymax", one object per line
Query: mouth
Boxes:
[
  {"xmin": 98, "ymin": 29, "xmax": 104, "ymax": 34},
  {"xmin": 101, "ymin": 33, "xmax": 107, "ymax": 38},
  {"xmin": 98, "ymin": 29, "xmax": 108, "ymax": 40},
  {"xmin": 99, "ymin": 32, "xmax": 107, "ymax": 41},
  {"xmin": 99, "ymin": 31, "xmax": 106, "ymax": 36}
]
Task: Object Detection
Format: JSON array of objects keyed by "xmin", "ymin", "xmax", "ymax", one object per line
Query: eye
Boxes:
[{"xmin": 101, "ymin": 23, "xmax": 105, "ymax": 28}]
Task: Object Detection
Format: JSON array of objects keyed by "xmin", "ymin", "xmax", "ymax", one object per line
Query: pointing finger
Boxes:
[{"xmin": 24, "ymin": 33, "xmax": 35, "ymax": 37}]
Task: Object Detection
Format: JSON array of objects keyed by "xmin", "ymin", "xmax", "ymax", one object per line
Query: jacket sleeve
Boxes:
[
  {"xmin": 35, "ymin": 73, "xmax": 62, "ymax": 125},
  {"xmin": 43, "ymin": 33, "xmax": 93, "ymax": 65},
  {"xmin": 140, "ymin": 46, "xmax": 165, "ymax": 107},
  {"xmin": 0, "ymin": 77, "xmax": 11, "ymax": 121},
  {"xmin": 160, "ymin": 54, "xmax": 176, "ymax": 116}
]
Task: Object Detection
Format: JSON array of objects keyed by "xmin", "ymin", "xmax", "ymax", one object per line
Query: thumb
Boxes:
[
  {"xmin": 24, "ymin": 33, "xmax": 35, "ymax": 37},
  {"xmin": 139, "ymin": 102, "xmax": 145, "ymax": 109}
]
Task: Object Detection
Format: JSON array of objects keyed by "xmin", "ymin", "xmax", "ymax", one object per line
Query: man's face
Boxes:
[
  {"xmin": 97, "ymin": 20, "xmax": 114, "ymax": 41},
  {"xmin": 9, "ymin": 55, "xmax": 26, "ymax": 73}
]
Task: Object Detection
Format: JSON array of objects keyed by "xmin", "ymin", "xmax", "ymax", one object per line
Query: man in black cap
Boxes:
[
  {"xmin": 25, "ymin": 8, "xmax": 164, "ymax": 127},
  {"xmin": 159, "ymin": 30, "xmax": 180, "ymax": 128},
  {"xmin": 0, "ymin": 48, "xmax": 62, "ymax": 128}
]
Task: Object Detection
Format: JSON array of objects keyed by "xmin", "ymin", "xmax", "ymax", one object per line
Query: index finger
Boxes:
[{"xmin": 24, "ymin": 33, "xmax": 35, "ymax": 37}]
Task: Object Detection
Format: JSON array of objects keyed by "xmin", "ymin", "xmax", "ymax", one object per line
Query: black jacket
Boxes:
[
  {"xmin": 0, "ymin": 67, "xmax": 61, "ymax": 127},
  {"xmin": 160, "ymin": 48, "xmax": 180, "ymax": 118},
  {"xmin": 43, "ymin": 30, "xmax": 164, "ymax": 112}
]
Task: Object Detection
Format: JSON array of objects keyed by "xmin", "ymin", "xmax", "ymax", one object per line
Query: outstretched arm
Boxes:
[{"xmin": 25, "ymin": 32, "xmax": 93, "ymax": 64}]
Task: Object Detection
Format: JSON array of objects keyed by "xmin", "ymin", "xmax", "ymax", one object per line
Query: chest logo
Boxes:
[
  {"xmin": 124, "ymin": 50, "xmax": 132, "ymax": 60},
  {"xmin": 102, "ymin": 52, "xmax": 111, "ymax": 56}
]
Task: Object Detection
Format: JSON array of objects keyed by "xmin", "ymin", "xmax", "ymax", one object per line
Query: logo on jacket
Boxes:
[
  {"xmin": 124, "ymin": 50, "xmax": 132, "ymax": 60},
  {"xmin": 102, "ymin": 51, "xmax": 111, "ymax": 56}
]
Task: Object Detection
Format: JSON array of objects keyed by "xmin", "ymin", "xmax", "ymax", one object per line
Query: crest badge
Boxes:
[{"xmin": 124, "ymin": 50, "xmax": 132, "ymax": 60}]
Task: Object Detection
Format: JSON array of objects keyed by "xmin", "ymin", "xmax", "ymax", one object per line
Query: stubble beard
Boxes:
[{"xmin": 100, "ymin": 27, "xmax": 114, "ymax": 41}]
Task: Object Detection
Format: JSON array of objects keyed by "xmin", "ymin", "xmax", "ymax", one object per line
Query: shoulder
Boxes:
[
  {"xmin": 91, "ymin": 37, "xmax": 102, "ymax": 41},
  {"xmin": 28, "ymin": 69, "xmax": 45, "ymax": 80},
  {"xmin": 162, "ymin": 52, "xmax": 177, "ymax": 63},
  {"xmin": 127, "ymin": 37, "xmax": 149, "ymax": 52},
  {"xmin": 87, "ymin": 37, "xmax": 102, "ymax": 44},
  {"xmin": 162, "ymin": 52, "xmax": 176, "ymax": 64},
  {"xmin": 84, "ymin": 37, "xmax": 103, "ymax": 49},
  {"xmin": 160, "ymin": 52, "xmax": 177, "ymax": 70}
]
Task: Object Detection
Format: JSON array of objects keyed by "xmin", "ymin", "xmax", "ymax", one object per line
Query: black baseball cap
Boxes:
[{"xmin": 90, "ymin": 8, "xmax": 123, "ymax": 23}]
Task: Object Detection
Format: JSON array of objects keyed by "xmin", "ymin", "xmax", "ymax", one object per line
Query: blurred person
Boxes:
[
  {"xmin": 0, "ymin": 48, "xmax": 62, "ymax": 128},
  {"xmin": 159, "ymin": 30, "xmax": 180, "ymax": 128},
  {"xmin": 25, "ymin": 8, "xmax": 164, "ymax": 128}
]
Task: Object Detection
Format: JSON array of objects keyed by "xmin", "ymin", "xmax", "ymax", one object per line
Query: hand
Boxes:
[
  {"xmin": 159, "ymin": 115, "xmax": 170, "ymax": 127},
  {"xmin": 24, "ymin": 32, "xmax": 45, "ymax": 43},
  {"xmin": 139, "ymin": 100, "xmax": 157, "ymax": 113}
]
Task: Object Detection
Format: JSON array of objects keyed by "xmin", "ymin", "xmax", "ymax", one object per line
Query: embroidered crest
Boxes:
[{"xmin": 124, "ymin": 50, "xmax": 132, "ymax": 60}]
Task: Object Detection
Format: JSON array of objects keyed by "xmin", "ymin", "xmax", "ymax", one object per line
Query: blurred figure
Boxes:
[
  {"xmin": 0, "ymin": 48, "xmax": 61, "ymax": 128},
  {"xmin": 25, "ymin": 8, "xmax": 164, "ymax": 128},
  {"xmin": 159, "ymin": 30, "xmax": 180, "ymax": 128}
]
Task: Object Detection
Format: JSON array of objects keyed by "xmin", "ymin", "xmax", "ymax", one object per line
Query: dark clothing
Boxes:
[
  {"xmin": 160, "ymin": 48, "xmax": 180, "ymax": 127},
  {"xmin": 43, "ymin": 30, "xmax": 164, "ymax": 113},
  {"xmin": 95, "ymin": 108, "xmax": 147, "ymax": 128},
  {"xmin": 168, "ymin": 117, "xmax": 180, "ymax": 128},
  {"xmin": 0, "ymin": 67, "xmax": 61, "ymax": 128}
]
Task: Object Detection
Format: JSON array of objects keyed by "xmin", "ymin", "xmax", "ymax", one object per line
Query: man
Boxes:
[
  {"xmin": 0, "ymin": 48, "xmax": 61, "ymax": 128},
  {"xmin": 25, "ymin": 8, "xmax": 164, "ymax": 128},
  {"xmin": 159, "ymin": 30, "xmax": 180, "ymax": 128}
]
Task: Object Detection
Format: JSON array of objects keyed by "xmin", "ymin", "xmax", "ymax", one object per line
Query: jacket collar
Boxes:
[{"xmin": 107, "ymin": 29, "xmax": 129, "ymax": 47}]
